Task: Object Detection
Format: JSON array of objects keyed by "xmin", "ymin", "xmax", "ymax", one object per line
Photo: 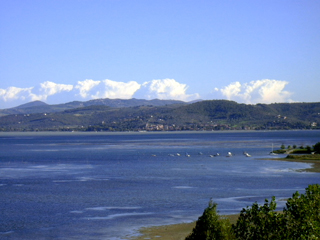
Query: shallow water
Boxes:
[{"xmin": 0, "ymin": 131, "xmax": 319, "ymax": 239}]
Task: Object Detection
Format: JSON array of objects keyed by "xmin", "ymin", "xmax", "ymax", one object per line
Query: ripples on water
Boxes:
[{"xmin": 0, "ymin": 131, "xmax": 319, "ymax": 239}]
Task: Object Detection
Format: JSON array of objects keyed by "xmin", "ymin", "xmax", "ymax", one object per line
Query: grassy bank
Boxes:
[
  {"xmin": 131, "ymin": 214, "xmax": 239, "ymax": 240},
  {"xmin": 272, "ymin": 154, "xmax": 320, "ymax": 173}
]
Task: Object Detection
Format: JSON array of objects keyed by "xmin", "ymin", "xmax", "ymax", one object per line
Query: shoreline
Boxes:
[
  {"xmin": 130, "ymin": 157, "xmax": 320, "ymax": 240},
  {"xmin": 263, "ymin": 157, "xmax": 320, "ymax": 173},
  {"xmin": 0, "ymin": 129, "xmax": 318, "ymax": 136},
  {"xmin": 130, "ymin": 214, "xmax": 240, "ymax": 240}
]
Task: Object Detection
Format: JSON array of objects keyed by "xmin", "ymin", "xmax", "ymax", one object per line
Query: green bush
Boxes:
[
  {"xmin": 232, "ymin": 196, "xmax": 283, "ymax": 239},
  {"xmin": 185, "ymin": 200, "xmax": 235, "ymax": 240},
  {"xmin": 314, "ymin": 142, "xmax": 320, "ymax": 154},
  {"xmin": 186, "ymin": 184, "xmax": 320, "ymax": 240},
  {"xmin": 282, "ymin": 184, "xmax": 320, "ymax": 239}
]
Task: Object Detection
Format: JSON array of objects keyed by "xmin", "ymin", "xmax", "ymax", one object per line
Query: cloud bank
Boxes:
[
  {"xmin": 0, "ymin": 78, "xmax": 199, "ymax": 108},
  {"xmin": 139, "ymin": 79, "xmax": 200, "ymax": 101},
  {"xmin": 0, "ymin": 86, "xmax": 34, "ymax": 102},
  {"xmin": 216, "ymin": 79, "xmax": 293, "ymax": 104},
  {"xmin": 31, "ymin": 81, "xmax": 74, "ymax": 101},
  {"xmin": 0, "ymin": 78, "xmax": 293, "ymax": 108},
  {"xmin": 75, "ymin": 79, "xmax": 141, "ymax": 99}
]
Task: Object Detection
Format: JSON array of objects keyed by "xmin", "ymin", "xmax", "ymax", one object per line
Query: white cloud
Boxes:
[
  {"xmin": 220, "ymin": 82, "xmax": 242, "ymax": 101},
  {"xmin": 75, "ymin": 79, "xmax": 101, "ymax": 98},
  {"xmin": 0, "ymin": 86, "xmax": 34, "ymax": 102},
  {"xmin": 31, "ymin": 81, "xmax": 73, "ymax": 101},
  {"xmin": 92, "ymin": 79, "xmax": 141, "ymax": 99},
  {"xmin": 1, "ymin": 78, "xmax": 294, "ymax": 109},
  {"xmin": 218, "ymin": 79, "xmax": 293, "ymax": 104},
  {"xmin": 139, "ymin": 79, "xmax": 200, "ymax": 101},
  {"xmin": 0, "ymin": 82, "xmax": 74, "ymax": 107},
  {"xmin": 75, "ymin": 79, "xmax": 141, "ymax": 99}
]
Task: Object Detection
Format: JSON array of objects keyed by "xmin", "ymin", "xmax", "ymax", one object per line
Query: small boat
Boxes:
[
  {"xmin": 269, "ymin": 143, "xmax": 278, "ymax": 155},
  {"xmin": 198, "ymin": 152, "xmax": 203, "ymax": 155},
  {"xmin": 176, "ymin": 153, "xmax": 181, "ymax": 156},
  {"xmin": 243, "ymin": 152, "xmax": 251, "ymax": 157},
  {"xmin": 214, "ymin": 153, "xmax": 220, "ymax": 157},
  {"xmin": 226, "ymin": 152, "xmax": 232, "ymax": 157},
  {"xmin": 185, "ymin": 153, "xmax": 190, "ymax": 157},
  {"xmin": 168, "ymin": 154, "xmax": 175, "ymax": 157},
  {"xmin": 209, "ymin": 154, "xmax": 215, "ymax": 158}
]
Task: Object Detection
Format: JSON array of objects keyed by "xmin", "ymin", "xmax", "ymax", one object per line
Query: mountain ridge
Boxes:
[
  {"xmin": 0, "ymin": 98, "xmax": 188, "ymax": 116},
  {"xmin": 0, "ymin": 99, "xmax": 319, "ymax": 131}
]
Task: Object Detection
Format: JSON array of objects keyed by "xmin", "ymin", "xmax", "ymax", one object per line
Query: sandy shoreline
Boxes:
[
  {"xmin": 130, "ymin": 214, "xmax": 240, "ymax": 240},
  {"xmin": 129, "ymin": 222, "xmax": 196, "ymax": 240},
  {"xmin": 130, "ymin": 158, "xmax": 320, "ymax": 240}
]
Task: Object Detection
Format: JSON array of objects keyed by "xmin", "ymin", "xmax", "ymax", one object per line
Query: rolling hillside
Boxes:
[{"xmin": 0, "ymin": 100, "xmax": 319, "ymax": 131}]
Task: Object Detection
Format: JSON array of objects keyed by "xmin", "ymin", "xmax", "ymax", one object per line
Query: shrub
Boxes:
[
  {"xmin": 232, "ymin": 197, "xmax": 283, "ymax": 239},
  {"xmin": 233, "ymin": 184, "xmax": 320, "ymax": 240},
  {"xmin": 314, "ymin": 142, "xmax": 320, "ymax": 154},
  {"xmin": 185, "ymin": 200, "xmax": 235, "ymax": 240},
  {"xmin": 186, "ymin": 184, "xmax": 320, "ymax": 240},
  {"xmin": 282, "ymin": 184, "xmax": 320, "ymax": 239}
]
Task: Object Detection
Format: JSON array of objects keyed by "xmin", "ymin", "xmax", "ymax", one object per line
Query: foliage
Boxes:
[
  {"xmin": 306, "ymin": 145, "xmax": 312, "ymax": 153},
  {"xmin": 186, "ymin": 184, "xmax": 320, "ymax": 240},
  {"xmin": 285, "ymin": 154, "xmax": 320, "ymax": 160},
  {"xmin": 282, "ymin": 184, "xmax": 320, "ymax": 239},
  {"xmin": 232, "ymin": 197, "xmax": 283, "ymax": 239},
  {"xmin": 185, "ymin": 200, "xmax": 235, "ymax": 240},
  {"xmin": 314, "ymin": 142, "xmax": 320, "ymax": 154},
  {"xmin": 233, "ymin": 184, "xmax": 320, "ymax": 239}
]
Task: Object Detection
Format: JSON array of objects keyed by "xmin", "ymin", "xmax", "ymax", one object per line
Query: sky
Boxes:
[{"xmin": 0, "ymin": 0, "xmax": 319, "ymax": 109}]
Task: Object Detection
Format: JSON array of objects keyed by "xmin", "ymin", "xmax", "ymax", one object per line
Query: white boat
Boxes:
[
  {"xmin": 176, "ymin": 153, "xmax": 181, "ymax": 156},
  {"xmin": 226, "ymin": 152, "xmax": 232, "ymax": 157},
  {"xmin": 269, "ymin": 144, "xmax": 278, "ymax": 155},
  {"xmin": 243, "ymin": 152, "xmax": 251, "ymax": 157},
  {"xmin": 185, "ymin": 153, "xmax": 190, "ymax": 157}
]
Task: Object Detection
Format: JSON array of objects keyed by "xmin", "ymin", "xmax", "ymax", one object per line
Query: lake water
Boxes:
[{"xmin": 0, "ymin": 130, "xmax": 319, "ymax": 239}]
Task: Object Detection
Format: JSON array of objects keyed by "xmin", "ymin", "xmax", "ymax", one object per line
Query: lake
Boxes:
[{"xmin": 0, "ymin": 130, "xmax": 319, "ymax": 239}]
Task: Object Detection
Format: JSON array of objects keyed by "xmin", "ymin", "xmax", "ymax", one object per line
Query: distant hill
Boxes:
[
  {"xmin": 15, "ymin": 100, "xmax": 48, "ymax": 109},
  {"xmin": 0, "ymin": 100, "xmax": 319, "ymax": 131},
  {"xmin": 0, "ymin": 98, "xmax": 187, "ymax": 117}
]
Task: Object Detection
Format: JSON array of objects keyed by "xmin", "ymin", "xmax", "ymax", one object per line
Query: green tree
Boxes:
[
  {"xmin": 281, "ymin": 144, "xmax": 285, "ymax": 149},
  {"xmin": 283, "ymin": 184, "xmax": 320, "ymax": 239},
  {"xmin": 314, "ymin": 142, "xmax": 320, "ymax": 154},
  {"xmin": 232, "ymin": 197, "xmax": 283, "ymax": 239},
  {"xmin": 306, "ymin": 145, "xmax": 312, "ymax": 153},
  {"xmin": 185, "ymin": 200, "xmax": 234, "ymax": 240},
  {"xmin": 187, "ymin": 185, "xmax": 320, "ymax": 240}
]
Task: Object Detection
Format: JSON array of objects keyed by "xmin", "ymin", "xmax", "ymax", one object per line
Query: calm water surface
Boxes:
[{"xmin": 0, "ymin": 131, "xmax": 319, "ymax": 239}]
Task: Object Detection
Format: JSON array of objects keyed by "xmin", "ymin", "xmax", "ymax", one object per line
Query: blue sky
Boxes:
[{"xmin": 1, "ymin": 0, "xmax": 319, "ymax": 108}]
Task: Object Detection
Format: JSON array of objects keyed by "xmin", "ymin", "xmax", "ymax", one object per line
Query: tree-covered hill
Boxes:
[
  {"xmin": 0, "ymin": 100, "xmax": 319, "ymax": 131},
  {"xmin": 0, "ymin": 98, "xmax": 187, "ymax": 116}
]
